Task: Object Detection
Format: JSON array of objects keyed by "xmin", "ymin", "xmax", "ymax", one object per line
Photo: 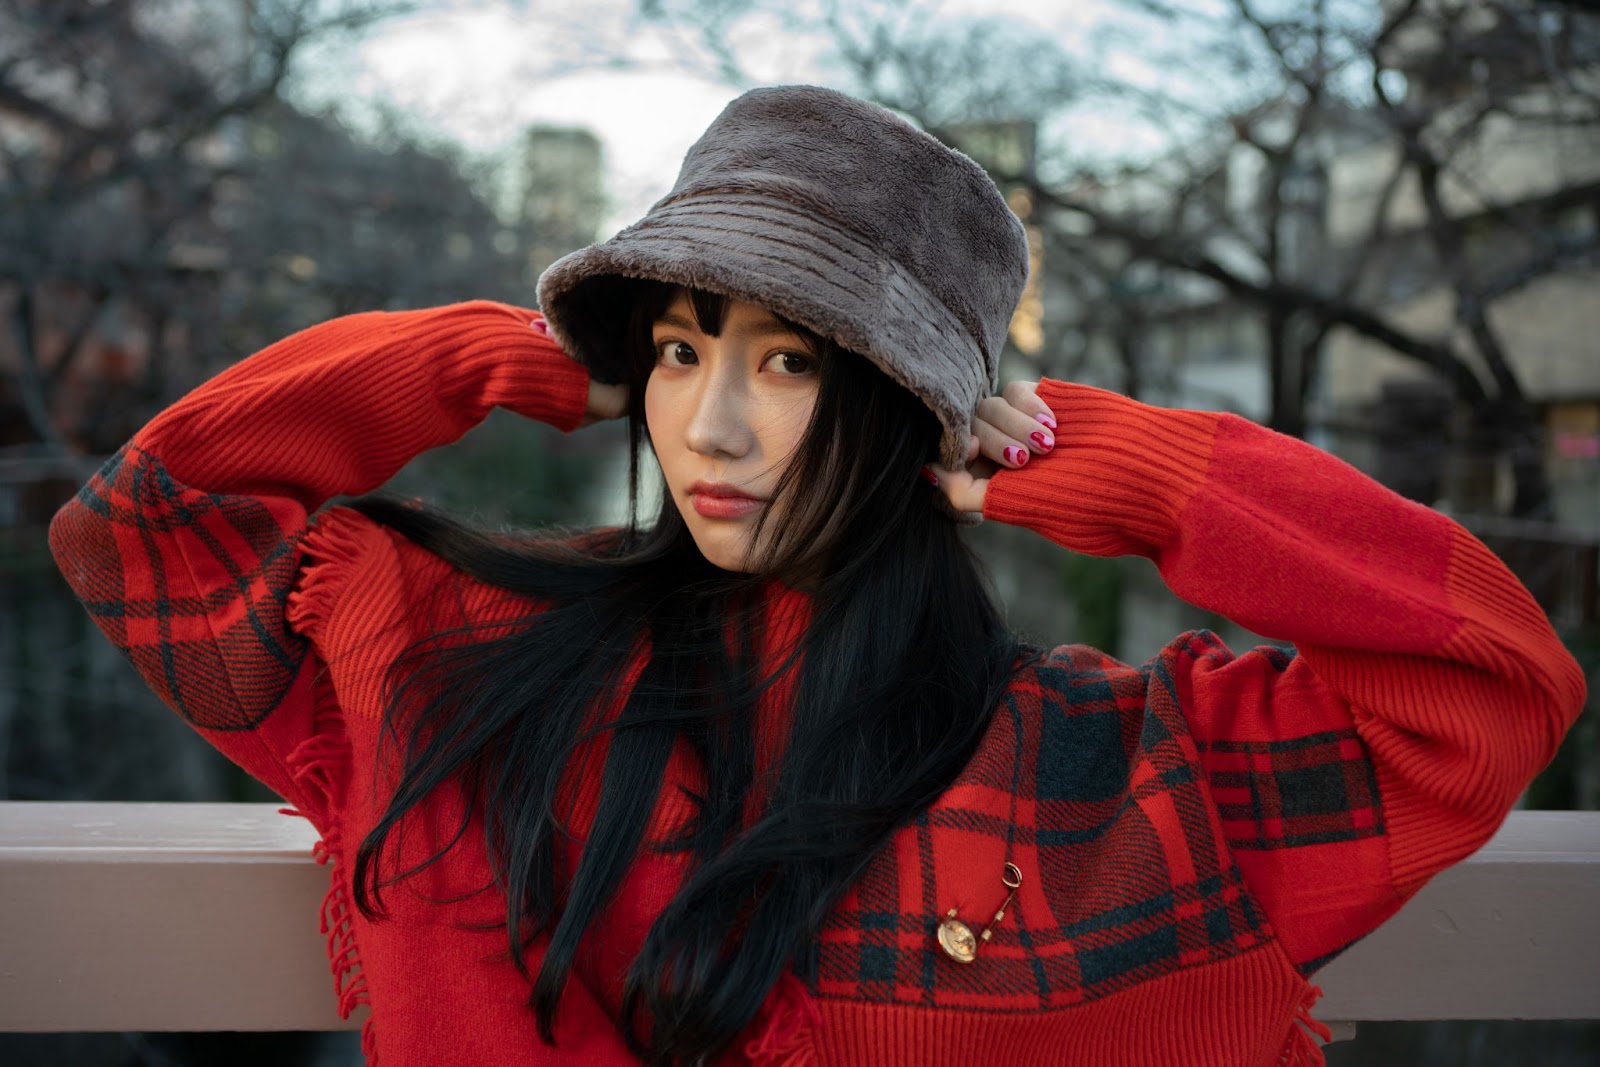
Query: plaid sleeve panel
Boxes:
[
  {"xmin": 1176, "ymin": 631, "xmax": 1397, "ymax": 976},
  {"xmin": 1199, "ymin": 728, "xmax": 1382, "ymax": 849},
  {"xmin": 1182, "ymin": 636, "xmax": 1384, "ymax": 851},
  {"xmin": 49, "ymin": 442, "xmax": 320, "ymax": 803}
]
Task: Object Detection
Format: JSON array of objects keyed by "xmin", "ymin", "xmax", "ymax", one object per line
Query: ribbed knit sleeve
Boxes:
[
  {"xmin": 47, "ymin": 301, "xmax": 590, "ymax": 808},
  {"xmin": 984, "ymin": 379, "xmax": 1587, "ymax": 973}
]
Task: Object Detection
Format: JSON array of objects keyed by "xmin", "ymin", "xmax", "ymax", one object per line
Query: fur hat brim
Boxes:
[{"xmin": 538, "ymin": 189, "xmax": 992, "ymax": 472}]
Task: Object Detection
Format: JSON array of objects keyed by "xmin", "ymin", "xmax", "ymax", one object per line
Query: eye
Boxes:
[
  {"xmin": 766, "ymin": 351, "xmax": 815, "ymax": 376},
  {"xmin": 655, "ymin": 340, "xmax": 698, "ymax": 367}
]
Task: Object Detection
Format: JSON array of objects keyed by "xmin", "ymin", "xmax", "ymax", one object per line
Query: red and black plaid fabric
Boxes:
[
  {"xmin": 50, "ymin": 443, "xmax": 311, "ymax": 732},
  {"xmin": 52, "ymin": 441, "xmax": 1390, "ymax": 1011},
  {"xmin": 809, "ymin": 635, "xmax": 1383, "ymax": 1008},
  {"xmin": 1199, "ymin": 730, "xmax": 1384, "ymax": 853},
  {"xmin": 1184, "ymin": 634, "xmax": 1385, "ymax": 852}
]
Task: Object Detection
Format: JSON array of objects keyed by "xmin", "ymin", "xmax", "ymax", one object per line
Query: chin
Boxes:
[
  {"xmin": 675, "ymin": 500, "xmax": 762, "ymax": 573},
  {"xmin": 693, "ymin": 537, "xmax": 759, "ymax": 573}
]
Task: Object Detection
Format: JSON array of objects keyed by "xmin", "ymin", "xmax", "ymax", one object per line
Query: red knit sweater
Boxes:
[{"xmin": 49, "ymin": 302, "xmax": 1586, "ymax": 1066}]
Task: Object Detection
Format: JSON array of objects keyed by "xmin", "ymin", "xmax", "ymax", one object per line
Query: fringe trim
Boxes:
[
  {"xmin": 280, "ymin": 681, "xmax": 375, "ymax": 1061},
  {"xmin": 285, "ymin": 506, "xmax": 375, "ymax": 643},
  {"xmin": 1276, "ymin": 983, "xmax": 1334, "ymax": 1067},
  {"xmin": 317, "ymin": 861, "xmax": 371, "ymax": 1020},
  {"xmin": 742, "ymin": 971, "xmax": 821, "ymax": 1067}
]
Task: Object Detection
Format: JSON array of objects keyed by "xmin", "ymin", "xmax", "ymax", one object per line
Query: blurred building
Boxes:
[
  {"xmin": 519, "ymin": 126, "xmax": 606, "ymax": 283},
  {"xmin": 1321, "ymin": 1, "xmax": 1600, "ymax": 532}
]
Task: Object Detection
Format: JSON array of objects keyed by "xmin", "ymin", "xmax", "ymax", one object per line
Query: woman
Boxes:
[{"xmin": 50, "ymin": 86, "xmax": 1584, "ymax": 1067}]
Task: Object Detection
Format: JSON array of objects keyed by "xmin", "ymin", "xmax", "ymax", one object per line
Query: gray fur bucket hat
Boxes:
[{"xmin": 536, "ymin": 84, "xmax": 1030, "ymax": 470}]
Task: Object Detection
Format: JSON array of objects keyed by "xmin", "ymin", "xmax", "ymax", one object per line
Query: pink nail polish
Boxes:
[
  {"xmin": 530, "ymin": 318, "xmax": 549, "ymax": 334},
  {"xmin": 1030, "ymin": 430, "xmax": 1054, "ymax": 452},
  {"xmin": 1035, "ymin": 412, "xmax": 1056, "ymax": 431},
  {"xmin": 920, "ymin": 467, "xmax": 939, "ymax": 487},
  {"xmin": 1005, "ymin": 446, "xmax": 1028, "ymax": 467}
]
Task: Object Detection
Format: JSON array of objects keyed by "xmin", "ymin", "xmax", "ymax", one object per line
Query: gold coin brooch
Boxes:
[{"xmin": 936, "ymin": 862, "xmax": 1023, "ymax": 964}]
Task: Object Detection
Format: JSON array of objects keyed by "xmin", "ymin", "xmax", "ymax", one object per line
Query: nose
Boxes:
[{"xmin": 683, "ymin": 362, "xmax": 754, "ymax": 460}]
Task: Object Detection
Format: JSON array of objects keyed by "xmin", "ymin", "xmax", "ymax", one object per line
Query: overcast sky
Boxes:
[{"xmin": 291, "ymin": 0, "xmax": 1167, "ymax": 233}]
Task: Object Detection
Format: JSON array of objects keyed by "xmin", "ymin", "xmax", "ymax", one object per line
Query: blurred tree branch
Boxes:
[
  {"xmin": 0, "ymin": 0, "xmax": 407, "ymax": 458},
  {"xmin": 640, "ymin": 0, "xmax": 1600, "ymax": 518}
]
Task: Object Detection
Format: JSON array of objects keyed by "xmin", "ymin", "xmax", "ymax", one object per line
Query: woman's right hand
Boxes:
[
  {"xmin": 582, "ymin": 379, "xmax": 628, "ymax": 427},
  {"xmin": 532, "ymin": 313, "xmax": 627, "ymax": 427}
]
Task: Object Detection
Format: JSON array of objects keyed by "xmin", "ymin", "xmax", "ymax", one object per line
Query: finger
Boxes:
[
  {"xmin": 972, "ymin": 412, "xmax": 1032, "ymax": 469},
  {"xmin": 1001, "ymin": 380, "xmax": 1057, "ymax": 433},
  {"xmin": 924, "ymin": 464, "xmax": 989, "ymax": 514},
  {"xmin": 585, "ymin": 381, "xmax": 628, "ymax": 423},
  {"xmin": 976, "ymin": 395, "xmax": 1054, "ymax": 456}
]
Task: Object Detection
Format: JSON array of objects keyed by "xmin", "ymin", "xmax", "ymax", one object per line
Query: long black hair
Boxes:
[{"xmin": 347, "ymin": 282, "xmax": 1031, "ymax": 1065}]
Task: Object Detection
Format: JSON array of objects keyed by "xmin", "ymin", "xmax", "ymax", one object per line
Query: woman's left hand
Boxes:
[{"xmin": 925, "ymin": 381, "xmax": 1057, "ymax": 513}]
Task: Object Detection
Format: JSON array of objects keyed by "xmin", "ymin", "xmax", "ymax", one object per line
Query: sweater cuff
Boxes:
[
  {"xmin": 426, "ymin": 301, "xmax": 592, "ymax": 433},
  {"xmin": 981, "ymin": 380, "xmax": 1220, "ymax": 558}
]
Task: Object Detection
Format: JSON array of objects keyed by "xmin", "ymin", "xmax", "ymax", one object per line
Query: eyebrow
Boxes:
[{"xmin": 653, "ymin": 311, "xmax": 809, "ymax": 342}]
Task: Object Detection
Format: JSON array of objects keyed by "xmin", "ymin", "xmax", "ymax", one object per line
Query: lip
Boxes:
[{"xmin": 687, "ymin": 480, "xmax": 766, "ymax": 520}]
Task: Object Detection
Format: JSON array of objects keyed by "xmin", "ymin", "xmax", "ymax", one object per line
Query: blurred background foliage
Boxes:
[{"xmin": 1, "ymin": 0, "xmax": 1596, "ymax": 1063}]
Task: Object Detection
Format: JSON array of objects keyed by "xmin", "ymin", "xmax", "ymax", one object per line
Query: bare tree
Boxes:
[
  {"xmin": 639, "ymin": 0, "xmax": 1600, "ymax": 520},
  {"xmin": 0, "ymin": 0, "xmax": 592, "ymax": 803},
  {"xmin": 0, "ymin": 0, "xmax": 398, "ymax": 468}
]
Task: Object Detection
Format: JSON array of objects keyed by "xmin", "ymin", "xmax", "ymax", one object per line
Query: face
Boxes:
[{"xmin": 644, "ymin": 292, "xmax": 822, "ymax": 572}]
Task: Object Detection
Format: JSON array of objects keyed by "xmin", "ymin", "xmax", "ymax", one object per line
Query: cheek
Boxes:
[
  {"xmin": 644, "ymin": 374, "xmax": 673, "ymax": 450},
  {"xmin": 756, "ymin": 392, "xmax": 819, "ymax": 464}
]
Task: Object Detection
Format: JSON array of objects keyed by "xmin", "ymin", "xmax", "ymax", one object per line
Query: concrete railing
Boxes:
[{"xmin": 2, "ymin": 803, "xmax": 1598, "ymax": 1043}]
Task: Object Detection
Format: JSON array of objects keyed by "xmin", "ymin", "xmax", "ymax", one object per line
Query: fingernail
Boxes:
[
  {"xmin": 1029, "ymin": 430, "xmax": 1054, "ymax": 452},
  {"xmin": 920, "ymin": 467, "xmax": 939, "ymax": 487},
  {"xmin": 530, "ymin": 317, "xmax": 550, "ymax": 334},
  {"xmin": 1004, "ymin": 446, "xmax": 1028, "ymax": 467},
  {"xmin": 1034, "ymin": 412, "xmax": 1056, "ymax": 430}
]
